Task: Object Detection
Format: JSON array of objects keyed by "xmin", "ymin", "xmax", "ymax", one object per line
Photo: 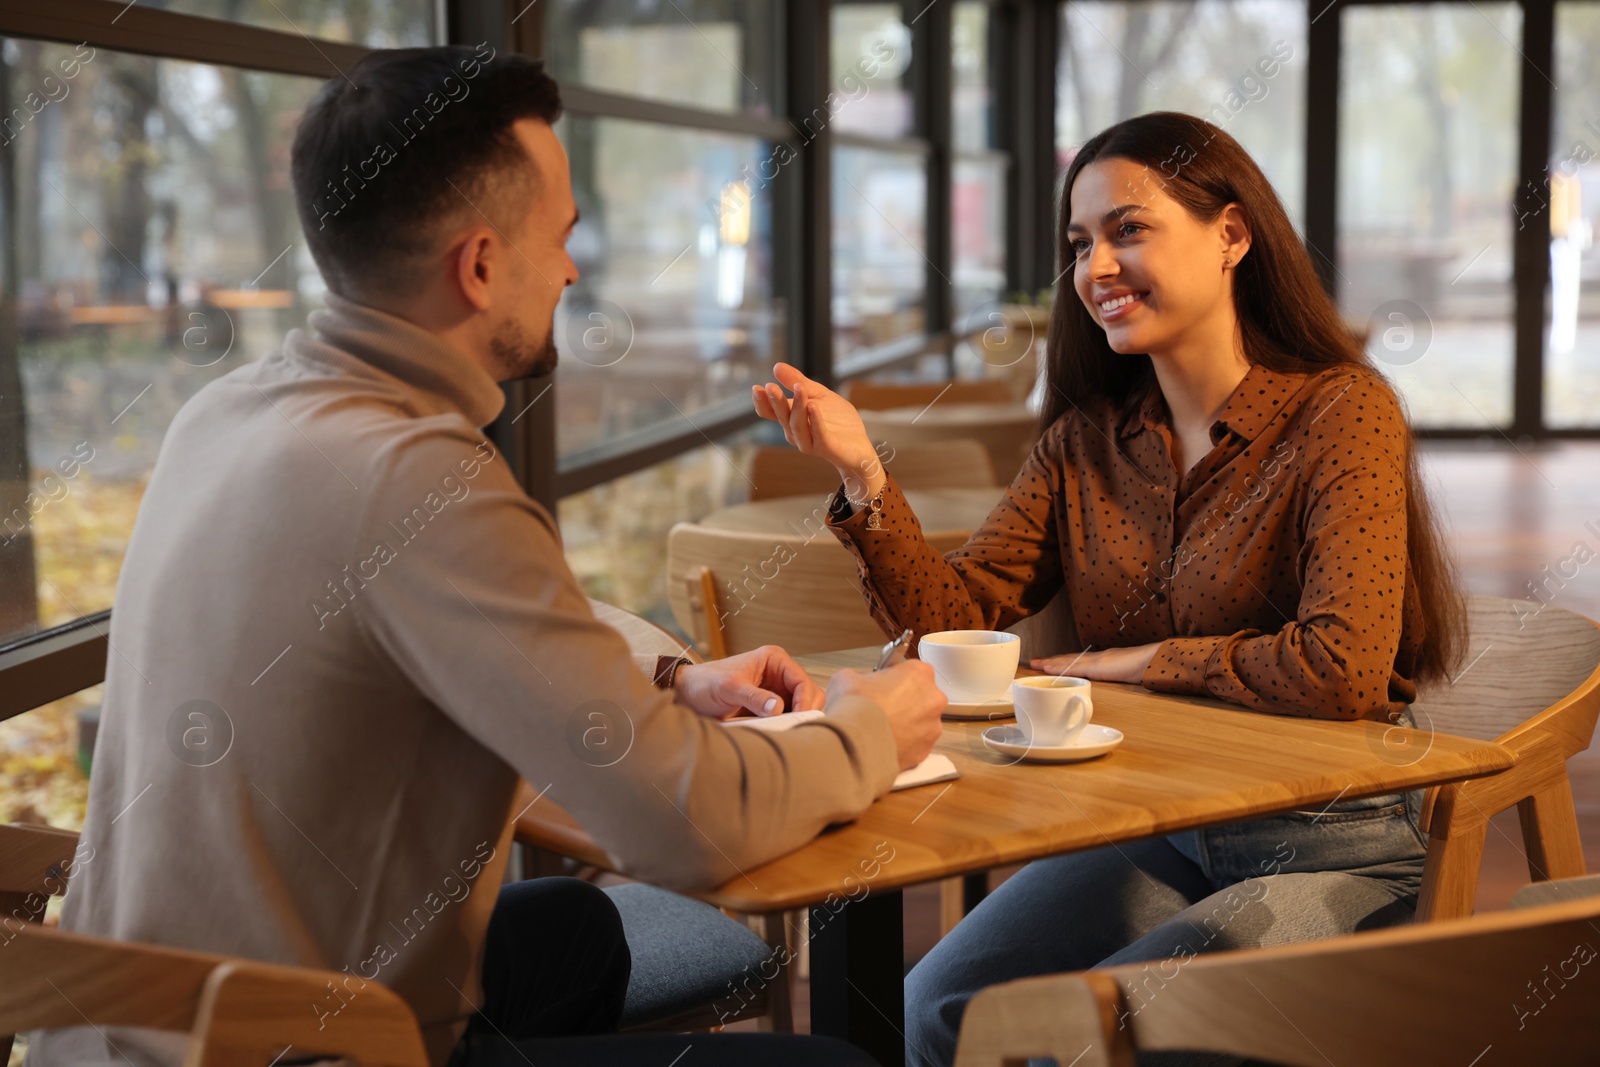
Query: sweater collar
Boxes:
[{"xmin": 303, "ymin": 292, "xmax": 506, "ymax": 427}]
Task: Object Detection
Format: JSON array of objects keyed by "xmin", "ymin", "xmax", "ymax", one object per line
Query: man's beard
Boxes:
[{"xmin": 489, "ymin": 316, "xmax": 558, "ymax": 380}]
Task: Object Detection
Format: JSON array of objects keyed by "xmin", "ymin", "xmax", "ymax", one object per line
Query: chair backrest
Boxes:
[
  {"xmin": 1411, "ymin": 595, "xmax": 1600, "ymax": 751},
  {"xmin": 953, "ymin": 893, "xmax": 1600, "ymax": 1067},
  {"xmin": 845, "ymin": 378, "xmax": 1014, "ymax": 411},
  {"xmin": 859, "ymin": 409, "xmax": 1039, "ymax": 486},
  {"xmin": 666, "ymin": 524, "xmax": 968, "ymax": 658},
  {"xmin": 0, "ymin": 824, "xmax": 427, "ymax": 1066},
  {"xmin": 587, "ymin": 597, "xmax": 698, "ymax": 663},
  {"xmin": 881, "ymin": 439, "xmax": 998, "ymax": 490},
  {"xmin": 1003, "ymin": 587, "xmax": 1079, "ymax": 665},
  {"xmin": 747, "ymin": 441, "xmax": 997, "ymax": 502},
  {"xmin": 0, "ymin": 920, "xmax": 429, "ymax": 1067}
]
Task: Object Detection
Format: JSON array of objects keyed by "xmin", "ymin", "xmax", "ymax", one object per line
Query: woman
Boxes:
[{"xmin": 753, "ymin": 112, "xmax": 1466, "ymax": 1067}]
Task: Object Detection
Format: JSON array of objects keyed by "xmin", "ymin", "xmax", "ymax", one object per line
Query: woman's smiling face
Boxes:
[{"xmin": 1068, "ymin": 157, "xmax": 1244, "ymax": 357}]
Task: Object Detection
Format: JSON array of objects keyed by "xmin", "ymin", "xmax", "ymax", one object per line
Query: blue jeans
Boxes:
[
  {"xmin": 448, "ymin": 878, "xmax": 874, "ymax": 1067},
  {"xmin": 905, "ymin": 773, "xmax": 1429, "ymax": 1066}
]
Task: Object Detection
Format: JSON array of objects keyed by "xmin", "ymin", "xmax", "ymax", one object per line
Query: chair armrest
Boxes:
[
  {"xmin": 509, "ymin": 786, "xmax": 616, "ymax": 871},
  {"xmin": 0, "ymin": 823, "xmax": 83, "ymax": 897},
  {"xmin": 1424, "ymin": 730, "xmax": 1551, "ymax": 837}
]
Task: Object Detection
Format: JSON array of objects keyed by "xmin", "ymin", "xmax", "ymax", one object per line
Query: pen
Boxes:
[{"xmin": 875, "ymin": 628, "xmax": 913, "ymax": 671}]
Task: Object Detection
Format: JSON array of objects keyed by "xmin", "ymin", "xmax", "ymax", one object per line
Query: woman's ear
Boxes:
[{"xmin": 1220, "ymin": 202, "xmax": 1252, "ymax": 268}]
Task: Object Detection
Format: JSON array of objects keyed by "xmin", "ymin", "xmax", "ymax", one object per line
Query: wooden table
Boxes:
[
  {"xmin": 514, "ymin": 648, "xmax": 1514, "ymax": 1066},
  {"xmin": 700, "ymin": 487, "xmax": 1002, "ymax": 540}
]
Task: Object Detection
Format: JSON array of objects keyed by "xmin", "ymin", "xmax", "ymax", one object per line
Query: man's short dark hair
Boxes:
[{"xmin": 291, "ymin": 45, "xmax": 563, "ymax": 299}]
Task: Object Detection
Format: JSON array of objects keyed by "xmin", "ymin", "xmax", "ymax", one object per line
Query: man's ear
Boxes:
[{"xmin": 453, "ymin": 229, "xmax": 496, "ymax": 312}]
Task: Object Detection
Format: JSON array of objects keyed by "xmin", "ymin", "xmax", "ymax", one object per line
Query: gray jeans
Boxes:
[{"xmin": 905, "ymin": 730, "xmax": 1429, "ymax": 1067}]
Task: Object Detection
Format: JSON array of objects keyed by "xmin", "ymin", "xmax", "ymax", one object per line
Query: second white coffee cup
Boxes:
[{"xmin": 1011, "ymin": 675, "xmax": 1093, "ymax": 746}]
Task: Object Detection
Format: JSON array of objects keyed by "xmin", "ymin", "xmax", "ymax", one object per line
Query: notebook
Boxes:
[{"xmin": 725, "ymin": 710, "xmax": 960, "ymax": 790}]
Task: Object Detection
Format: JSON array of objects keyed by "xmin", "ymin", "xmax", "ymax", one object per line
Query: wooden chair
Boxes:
[
  {"xmin": 986, "ymin": 305, "xmax": 1048, "ymax": 403},
  {"xmin": 845, "ymin": 378, "xmax": 1014, "ymax": 411},
  {"xmin": 747, "ymin": 440, "xmax": 997, "ymax": 502},
  {"xmin": 952, "ymin": 890, "xmax": 1600, "ymax": 1066},
  {"xmin": 666, "ymin": 524, "xmax": 969, "ymax": 660},
  {"xmin": 0, "ymin": 823, "xmax": 428, "ymax": 1066},
  {"xmin": 1411, "ymin": 595, "xmax": 1600, "ymax": 920},
  {"xmin": 858, "ymin": 406, "xmax": 1039, "ymax": 485}
]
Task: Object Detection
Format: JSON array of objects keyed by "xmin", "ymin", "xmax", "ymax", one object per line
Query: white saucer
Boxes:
[
  {"xmin": 942, "ymin": 697, "xmax": 1014, "ymax": 720},
  {"xmin": 981, "ymin": 723, "xmax": 1124, "ymax": 763}
]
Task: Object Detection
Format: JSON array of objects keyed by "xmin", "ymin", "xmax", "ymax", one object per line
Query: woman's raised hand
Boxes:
[{"xmin": 752, "ymin": 363, "xmax": 885, "ymax": 502}]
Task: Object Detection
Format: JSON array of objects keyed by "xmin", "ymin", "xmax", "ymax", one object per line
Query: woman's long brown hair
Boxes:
[{"xmin": 1042, "ymin": 111, "xmax": 1465, "ymax": 683}]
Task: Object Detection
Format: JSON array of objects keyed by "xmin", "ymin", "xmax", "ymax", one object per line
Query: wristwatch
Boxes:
[{"xmin": 653, "ymin": 655, "xmax": 693, "ymax": 690}]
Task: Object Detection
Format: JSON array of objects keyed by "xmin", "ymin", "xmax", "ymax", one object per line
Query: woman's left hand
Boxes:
[{"xmin": 1031, "ymin": 643, "xmax": 1161, "ymax": 684}]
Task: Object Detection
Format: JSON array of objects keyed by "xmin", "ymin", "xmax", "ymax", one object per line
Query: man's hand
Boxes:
[
  {"xmin": 827, "ymin": 660, "xmax": 947, "ymax": 771},
  {"xmin": 673, "ymin": 645, "xmax": 826, "ymax": 720},
  {"xmin": 1030, "ymin": 643, "xmax": 1160, "ymax": 684}
]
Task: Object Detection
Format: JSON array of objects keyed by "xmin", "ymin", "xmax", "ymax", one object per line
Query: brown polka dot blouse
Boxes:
[{"xmin": 826, "ymin": 362, "xmax": 1426, "ymax": 723}]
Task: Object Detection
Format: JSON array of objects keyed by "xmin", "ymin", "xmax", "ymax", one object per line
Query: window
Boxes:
[
  {"xmin": 0, "ymin": 40, "xmax": 323, "ymax": 648},
  {"xmin": 559, "ymin": 425, "xmax": 771, "ymax": 627},
  {"xmin": 163, "ymin": 0, "xmax": 439, "ymax": 46},
  {"xmin": 828, "ymin": 1, "xmax": 930, "ymax": 372},
  {"xmin": 952, "ymin": 1, "xmax": 1006, "ymax": 329},
  {"xmin": 1338, "ymin": 3, "xmax": 1521, "ymax": 429},
  {"xmin": 554, "ymin": 116, "xmax": 782, "ymax": 459},
  {"xmin": 829, "ymin": 1, "xmax": 914, "ymax": 137},
  {"xmin": 833, "ymin": 143, "xmax": 929, "ymax": 367},
  {"xmin": 545, "ymin": 0, "xmax": 781, "ymax": 115},
  {"xmin": 1544, "ymin": 1, "xmax": 1600, "ymax": 430},
  {"xmin": 1056, "ymin": 0, "xmax": 1307, "ymax": 233}
]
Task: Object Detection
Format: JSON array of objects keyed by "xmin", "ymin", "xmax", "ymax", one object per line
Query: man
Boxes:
[{"xmin": 28, "ymin": 45, "xmax": 944, "ymax": 1067}]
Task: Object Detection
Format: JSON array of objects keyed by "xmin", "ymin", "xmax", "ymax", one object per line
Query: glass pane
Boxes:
[
  {"xmin": 560, "ymin": 425, "xmax": 772, "ymax": 627},
  {"xmin": 0, "ymin": 683, "xmax": 98, "ymax": 828},
  {"xmin": 1544, "ymin": 2, "xmax": 1600, "ymax": 429},
  {"xmin": 830, "ymin": 1, "xmax": 915, "ymax": 137},
  {"xmin": 953, "ymin": 156, "xmax": 1006, "ymax": 325},
  {"xmin": 1055, "ymin": 0, "xmax": 1307, "ymax": 233},
  {"xmin": 833, "ymin": 145, "xmax": 928, "ymax": 363},
  {"xmin": 555, "ymin": 116, "xmax": 781, "ymax": 458},
  {"xmin": 163, "ymin": 0, "xmax": 438, "ymax": 47},
  {"xmin": 1338, "ymin": 3, "xmax": 1520, "ymax": 429},
  {"xmin": 0, "ymin": 41, "xmax": 322, "ymax": 647},
  {"xmin": 953, "ymin": 1, "xmax": 995, "ymax": 151},
  {"xmin": 545, "ymin": 0, "xmax": 779, "ymax": 116}
]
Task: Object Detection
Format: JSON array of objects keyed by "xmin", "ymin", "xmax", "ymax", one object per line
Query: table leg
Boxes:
[
  {"xmin": 962, "ymin": 871, "xmax": 988, "ymax": 913},
  {"xmin": 809, "ymin": 888, "xmax": 905, "ymax": 1067}
]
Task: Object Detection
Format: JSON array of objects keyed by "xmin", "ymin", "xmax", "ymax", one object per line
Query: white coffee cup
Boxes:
[
  {"xmin": 1011, "ymin": 675, "xmax": 1093, "ymax": 746},
  {"xmin": 918, "ymin": 630, "xmax": 1021, "ymax": 704}
]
